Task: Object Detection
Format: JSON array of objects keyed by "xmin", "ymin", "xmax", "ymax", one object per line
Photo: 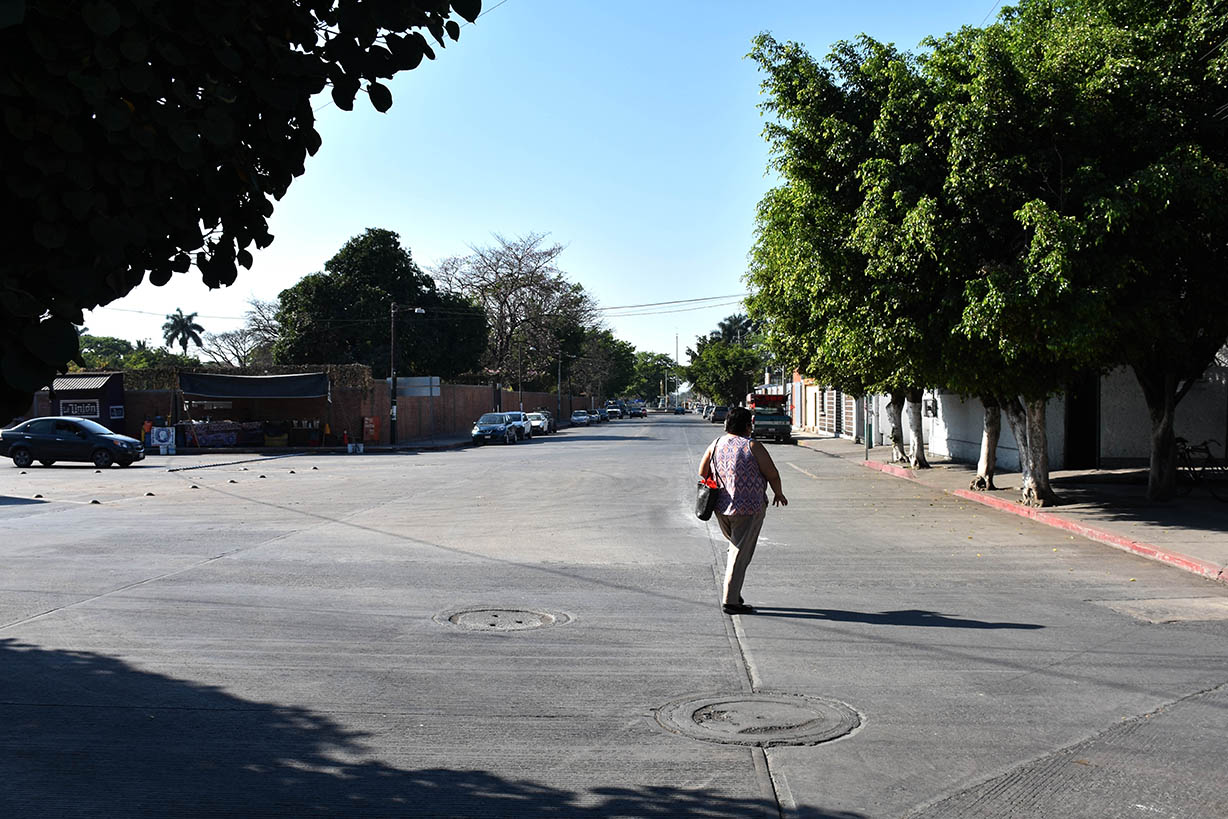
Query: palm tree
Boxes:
[
  {"xmin": 162, "ymin": 309, "xmax": 205, "ymax": 353},
  {"xmin": 716, "ymin": 313, "xmax": 753, "ymax": 344}
]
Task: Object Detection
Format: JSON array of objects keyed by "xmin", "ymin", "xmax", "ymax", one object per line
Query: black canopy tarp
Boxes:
[{"xmin": 178, "ymin": 372, "xmax": 329, "ymax": 399}]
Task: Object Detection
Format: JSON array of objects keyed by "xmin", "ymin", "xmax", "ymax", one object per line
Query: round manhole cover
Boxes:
[
  {"xmin": 435, "ymin": 607, "xmax": 570, "ymax": 632},
  {"xmin": 655, "ymin": 692, "xmax": 861, "ymax": 747}
]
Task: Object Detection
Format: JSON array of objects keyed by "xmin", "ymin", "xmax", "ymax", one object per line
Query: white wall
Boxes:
[{"xmin": 1100, "ymin": 364, "xmax": 1228, "ymax": 464}]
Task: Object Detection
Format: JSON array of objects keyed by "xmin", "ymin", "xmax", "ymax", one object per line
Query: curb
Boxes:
[{"xmin": 798, "ymin": 438, "xmax": 1227, "ymax": 585}]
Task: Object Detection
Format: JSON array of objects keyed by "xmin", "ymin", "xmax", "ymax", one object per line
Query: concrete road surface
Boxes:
[{"xmin": 1, "ymin": 414, "xmax": 1225, "ymax": 817}]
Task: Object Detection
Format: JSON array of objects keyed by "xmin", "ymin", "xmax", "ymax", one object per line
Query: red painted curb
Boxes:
[
  {"xmin": 950, "ymin": 489, "xmax": 1225, "ymax": 583},
  {"xmin": 862, "ymin": 460, "xmax": 917, "ymax": 481}
]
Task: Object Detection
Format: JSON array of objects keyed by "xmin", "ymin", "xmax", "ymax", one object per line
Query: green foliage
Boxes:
[
  {"xmin": 685, "ymin": 340, "xmax": 763, "ymax": 406},
  {"xmin": 571, "ymin": 329, "xmax": 636, "ymax": 398},
  {"xmin": 272, "ymin": 228, "xmax": 486, "ymax": 379},
  {"xmin": 627, "ymin": 352, "xmax": 679, "ymax": 401},
  {"xmin": 746, "ymin": 34, "xmax": 949, "ymax": 398},
  {"xmin": 0, "ymin": 0, "xmax": 481, "ymax": 418},
  {"xmin": 76, "ymin": 334, "xmax": 134, "ymax": 369}
]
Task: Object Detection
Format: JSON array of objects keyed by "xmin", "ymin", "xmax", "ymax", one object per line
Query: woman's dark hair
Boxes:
[{"xmin": 725, "ymin": 406, "xmax": 753, "ymax": 435}]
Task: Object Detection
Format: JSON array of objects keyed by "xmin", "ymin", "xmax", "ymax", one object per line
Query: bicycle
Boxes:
[{"xmin": 1175, "ymin": 437, "xmax": 1227, "ymax": 501}]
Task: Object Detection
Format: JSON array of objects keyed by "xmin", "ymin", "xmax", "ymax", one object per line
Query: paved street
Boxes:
[{"xmin": 2, "ymin": 414, "xmax": 1226, "ymax": 818}]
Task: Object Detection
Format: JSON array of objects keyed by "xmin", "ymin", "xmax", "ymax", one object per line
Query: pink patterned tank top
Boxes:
[{"xmin": 712, "ymin": 434, "xmax": 767, "ymax": 516}]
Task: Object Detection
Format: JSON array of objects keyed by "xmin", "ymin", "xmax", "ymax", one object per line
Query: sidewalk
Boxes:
[{"xmin": 793, "ymin": 431, "xmax": 1228, "ymax": 584}]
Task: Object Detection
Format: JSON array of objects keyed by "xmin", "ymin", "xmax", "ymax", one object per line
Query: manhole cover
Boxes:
[
  {"xmin": 655, "ymin": 692, "xmax": 861, "ymax": 747},
  {"xmin": 435, "ymin": 607, "xmax": 570, "ymax": 632}
]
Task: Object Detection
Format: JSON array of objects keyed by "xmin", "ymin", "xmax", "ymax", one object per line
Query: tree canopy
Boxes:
[
  {"xmin": 745, "ymin": 1, "xmax": 1228, "ymax": 502},
  {"xmin": 0, "ymin": 0, "xmax": 482, "ymax": 419},
  {"xmin": 273, "ymin": 228, "xmax": 486, "ymax": 379}
]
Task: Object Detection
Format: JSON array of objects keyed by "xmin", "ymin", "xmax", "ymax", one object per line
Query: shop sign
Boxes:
[
  {"xmin": 61, "ymin": 400, "xmax": 99, "ymax": 417},
  {"xmin": 110, "ymin": 406, "xmax": 125, "ymax": 419}
]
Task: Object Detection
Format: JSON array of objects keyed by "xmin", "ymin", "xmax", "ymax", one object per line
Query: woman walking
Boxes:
[{"xmin": 698, "ymin": 406, "xmax": 788, "ymax": 614}]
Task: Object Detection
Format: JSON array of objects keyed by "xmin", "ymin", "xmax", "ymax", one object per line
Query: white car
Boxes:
[
  {"xmin": 527, "ymin": 412, "xmax": 550, "ymax": 435},
  {"xmin": 569, "ymin": 410, "xmax": 590, "ymax": 426}
]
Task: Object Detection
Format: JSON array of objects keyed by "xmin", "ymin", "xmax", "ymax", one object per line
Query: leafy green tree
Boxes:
[
  {"xmin": 570, "ymin": 329, "xmax": 635, "ymax": 399},
  {"xmin": 926, "ymin": 0, "xmax": 1228, "ymax": 501},
  {"xmin": 162, "ymin": 309, "xmax": 205, "ymax": 354},
  {"xmin": 273, "ymin": 228, "xmax": 486, "ymax": 379},
  {"xmin": 685, "ymin": 340, "xmax": 763, "ymax": 407},
  {"xmin": 76, "ymin": 335, "xmax": 135, "ymax": 370},
  {"xmin": 747, "ymin": 34, "xmax": 951, "ymax": 469},
  {"xmin": 628, "ymin": 352, "xmax": 679, "ymax": 401},
  {"xmin": 0, "ymin": 0, "xmax": 482, "ymax": 420}
]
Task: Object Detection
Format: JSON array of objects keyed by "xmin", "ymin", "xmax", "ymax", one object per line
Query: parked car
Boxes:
[
  {"xmin": 595, "ymin": 408, "xmax": 610, "ymax": 422},
  {"xmin": 526, "ymin": 412, "xmax": 550, "ymax": 435},
  {"xmin": 537, "ymin": 410, "xmax": 557, "ymax": 433},
  {"xmin": 627, "ymin": 405, "xmax": 646, "ymax": 418},
  {"xmin": 606, "ymin": 407, "xmax": 622, "ymax": 419},
  {"xmin": 673, "ymin": 406, "xmax": 686, "ymax": 414},
  {"xmin": 710, "ymin": 406, "xmax": 729, "ymax": 424},
  {"xmin": 503, "ymin": 411, "xmax": 533, "ymax": 440},
  {"xmin": 702, "ymin": 405, "xmax": 714, "ymax": 419},
  {"xmin": 1, "ymin": 416, "xmax": 145, "ymax": 468},
  {"xmin": 471, "ymin": 413, "xmax": 517, "ymax": 445},
  {"xmin": 570, "ymin": 410, "xmax": 591, "ymax": 426}
]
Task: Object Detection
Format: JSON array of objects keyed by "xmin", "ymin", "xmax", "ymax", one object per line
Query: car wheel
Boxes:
[
  {"xmin": 12, "ymin": 448, "xmax": 33, "ymax": 468},
  {"xmin": 38, "ymin": 459, "xmax": 56, "ymax": 466},
  {"xmin": 92, "ymin": 449, "xmax": 113, "ymax": 468}
]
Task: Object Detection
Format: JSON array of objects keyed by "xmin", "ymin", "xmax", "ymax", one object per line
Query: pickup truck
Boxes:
[{"xmin": 748, "ymin": 394, "xmax": 793, "ymax": 444}]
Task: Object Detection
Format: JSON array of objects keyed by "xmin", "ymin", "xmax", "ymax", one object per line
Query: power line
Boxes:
[
  {"xmin": 604, "ymin": 300, "xmax": 747, "ymax": 319},
  {"xmin": 595, "ymin": 294, "xmax": 745, "ymax": 312}
]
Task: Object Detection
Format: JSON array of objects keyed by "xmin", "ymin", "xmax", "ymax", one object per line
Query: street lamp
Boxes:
[{"xmin": 389, "ymin": 303, "xmax": 425, "ymax": 446}]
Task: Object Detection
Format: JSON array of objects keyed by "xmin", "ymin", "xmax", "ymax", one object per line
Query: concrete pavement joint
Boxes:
[{"xmin": 905, "ymin": 679, "xmax": 1228, "ymax": 818}]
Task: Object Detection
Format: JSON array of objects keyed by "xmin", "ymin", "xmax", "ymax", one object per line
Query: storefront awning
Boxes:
[{"xmin": 178, "ymin": 372, "xmax": 329, "ymax": 399}]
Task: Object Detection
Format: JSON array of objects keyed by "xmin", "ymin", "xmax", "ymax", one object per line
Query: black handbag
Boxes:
[{"xmin": 695, "ymin": 442, "xmax": 722, "ymax": 520}]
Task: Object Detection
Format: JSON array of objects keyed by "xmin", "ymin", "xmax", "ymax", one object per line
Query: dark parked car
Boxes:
[
  {"xmin": 594, "ymin": 408, "xmax": 610, "ymax": 422},
  {"xmin": 1, "ymin": 416, "xmax": 145, "ymax": 468},
  {"xmin": 627, "ymin": 405, "xmax": 646, "ymax": 418},
  {"xmin": 710, "ymin": 406, "xmax": 729, "ymax": 423},
  {"xmin": 471, "ymin": 413, "xmax": 517, "ymax": 445}
]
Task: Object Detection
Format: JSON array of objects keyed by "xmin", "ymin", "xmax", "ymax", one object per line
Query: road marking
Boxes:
[{"xmin": 787, "ymin": 462, "xmax": 821, "ymax": 480}]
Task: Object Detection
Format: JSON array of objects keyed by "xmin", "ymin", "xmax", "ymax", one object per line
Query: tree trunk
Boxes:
[
  {"xmin": 1134, "ymin": 366, "xmax": 1180, "ymax": 501},
  {"xmin": 1001, "ymin": 396, "xmax": 1057, "ymax": 507},
  {"xmin": 970, "ymin": 395, "xmax": 1000, "ymax": 491},
  {"xmin": 1021, "ymin": 398, "xmax": 1059, "ymax": 506},
  {"xmin": 905, "ymin": 387, "xmax": 930, "ymax": 469},
  {"xmin": 887, "ymin": 390, "xmax": 907, "ymax": 463}
]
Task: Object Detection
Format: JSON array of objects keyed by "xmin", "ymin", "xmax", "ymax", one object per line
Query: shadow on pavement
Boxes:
[
  {"xmin": 1048, "ymin": 476, "xmax": 1228, "ymax": 536},
  {"xmin": 0, "ymin": 639, "xmax": 865, "ymax": 818},
  {"xmin": 750, "ymin": 608, "xmax": 1044, "ymax": 630},
  {"xmin": 0, "ymin": 496, "xmax": 47, "ymax": 506}
]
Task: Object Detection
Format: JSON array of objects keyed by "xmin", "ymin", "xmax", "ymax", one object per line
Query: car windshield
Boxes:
[
  {"xmin": 477, "ymin": 414, "xmax": 505, "ymax": 424},
  {"xmin": 69, "ymin": 418, "xmax": 114, "ymax": 434}
]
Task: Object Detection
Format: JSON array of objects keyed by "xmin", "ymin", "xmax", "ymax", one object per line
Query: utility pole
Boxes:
[
  {"xmin": 388, "ymin": 303, "xmax": 425, "ymax": 446},
  {"xmin": 389, "ymin": 303, "xmax": 397, "ymax": 445}
]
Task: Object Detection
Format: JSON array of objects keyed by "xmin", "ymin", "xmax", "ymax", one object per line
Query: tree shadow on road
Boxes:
[
  {"xmin": 750, "ymin": 608, "xmax": 1044, "ymax": 629},
  {"xmin": 0, "ymin": 638, "xmax": 865, "ymax": 818}
]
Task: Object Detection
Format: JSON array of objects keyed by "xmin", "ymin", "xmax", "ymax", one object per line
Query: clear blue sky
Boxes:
[{"xmin": 85, "ymin": 0, "xmax": 999, "ymax": 364}]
